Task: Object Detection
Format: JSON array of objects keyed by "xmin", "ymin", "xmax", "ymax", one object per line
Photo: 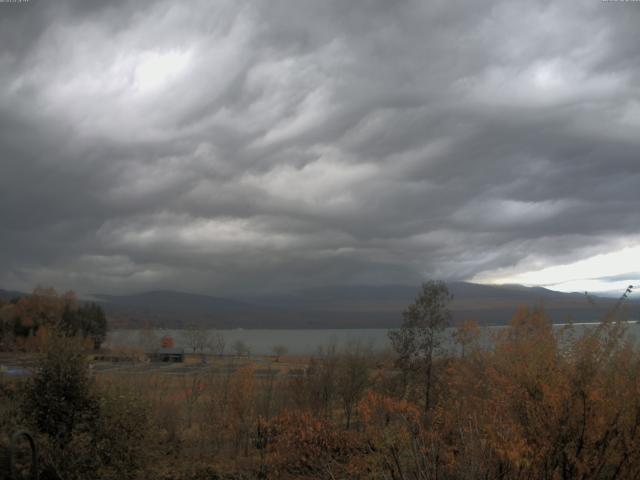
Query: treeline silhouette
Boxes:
[{"xmin": 1, "ymin": 283, "xmax": 639, "ymax": 479}]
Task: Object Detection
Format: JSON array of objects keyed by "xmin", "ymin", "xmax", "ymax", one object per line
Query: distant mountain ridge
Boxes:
[
  {"xmin": 93, "ymin": 282, "xmax": 638, "ymax": 329},
  {"xmin": 94, "ymin": 290, "xmax": 251, "ymax": 313},
  {"xmin": 3, "ymin": 283, "xmax": 636, "ymax": 329}
]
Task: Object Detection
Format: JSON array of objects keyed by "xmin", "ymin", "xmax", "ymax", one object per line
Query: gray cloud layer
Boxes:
[{"xmin": 1, "ymin": 0, "xmax": 640, "ymax": 295}]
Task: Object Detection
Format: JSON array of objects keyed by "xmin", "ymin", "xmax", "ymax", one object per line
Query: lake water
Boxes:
[{"xmin": 106, "ymin": 321, "xmax": 640, "ymax": 356}]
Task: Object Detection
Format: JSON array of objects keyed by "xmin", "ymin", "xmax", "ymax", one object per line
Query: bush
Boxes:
[{"xmin": 20, "ymin": 332, "xmax": 151, "ymax": 479}]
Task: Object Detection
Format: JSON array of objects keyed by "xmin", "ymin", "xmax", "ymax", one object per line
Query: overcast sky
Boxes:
[{"xmin": 1, "ymin": 0, "xmax": 639, "ymax": 296}]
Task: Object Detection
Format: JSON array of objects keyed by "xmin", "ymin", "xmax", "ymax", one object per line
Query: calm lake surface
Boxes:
[{"xmin": 106, "ymin": 321, "xmax": 640, "ymax": 356}]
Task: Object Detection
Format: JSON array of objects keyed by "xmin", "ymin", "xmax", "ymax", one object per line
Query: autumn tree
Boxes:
[
  {"xmin": 266, "ymin": 411, "xmax": 358, "ymax": 479},
  {"xmin": 258, "ymin": 364, "xmax": 280, "ymax": 423},
  {"xmin": 388, "ymin": 280, "xmax": 452, "ymax": 413},
  {"xmin": 227, "ymin": 365, "xmax": 256, "ymax": 456},
  {"xmin": 295, "ymin": 344, "xmax": 339, "ymax": 420},
  {"xmin": 357, "ymin": 390, "xmax": 422, "ymax": 477},
  {"xmin": 336, "ymin": 343, "xmax": 370, "ymax": 429},
  {"xmin": 453, "ymin": 319, "xmax": 481, "ymax": 357},
  {"xmin": 5, "ymin": 288, "xmax": 107, "ymax": 351},
  {"xmin": 180, "ymin": 372, "xmax": 207, "ymax": 429},
  {"xmin": 13, "ymin": 287, "xmax": 68, "ymax": 336}
]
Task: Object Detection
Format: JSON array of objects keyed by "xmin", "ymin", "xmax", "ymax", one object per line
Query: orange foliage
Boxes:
[
  {"xmin": 265, "ymin": 306, "xmax": 640, "ymax": 479},
  {"xmin": 13, "ymin": 287, "xmax": 71, "ymax": 330},
  {"xmin": 227, "ymin": 365, "xmax": 257, "ymax": 456},
  {"xmin": 4, "ymin": 287, "xmax": 82, "ymax": 351},
  {"xmin": 266, "ymin": 411, "xmax": 363, "ymax": 479},
  {"xmin": 453, "ymin": 318, "xmax": 481, "ymax": 356},
  {"xmin": 358, "ymin": 390, "xmax": 420, "ymax": 427}
]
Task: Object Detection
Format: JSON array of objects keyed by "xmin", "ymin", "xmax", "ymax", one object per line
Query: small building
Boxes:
[{"xmin": 153, "ymin": 347, "xmax": 185, "ymax": 363}]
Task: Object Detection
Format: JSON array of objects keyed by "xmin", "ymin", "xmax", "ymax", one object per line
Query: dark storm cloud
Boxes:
[{"xmin": 1, "ymin": 0, "xmax": 639, "ymax": 295}]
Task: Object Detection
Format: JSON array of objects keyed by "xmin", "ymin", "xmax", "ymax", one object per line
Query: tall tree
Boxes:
[
  {"xmin": 77, "ymin": 303, "xmax": 107, "ymax": 350},
  {"xmin": 21, "ymin": 334, "xmax": 98, "ymax": 448},
  {"xmin": 60, "ymin": 302, "xmax": 107, "ymax": 350},
  {"xmin": 388, "ymin": 280, "xmax": 452, "ymax": 413}
]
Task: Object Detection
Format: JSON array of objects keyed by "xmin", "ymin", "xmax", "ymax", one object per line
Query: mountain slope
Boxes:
[
  {"xmin": 0, "ymin": 289, "xmax": 27, "ymax": 302},
  {"xmin": 97, "ymin": 283, "xmax": 639, "ymax": 329}
]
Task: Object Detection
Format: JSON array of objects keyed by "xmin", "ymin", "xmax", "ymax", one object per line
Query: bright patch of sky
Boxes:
[{"xmin": 476, "ymin": 246, "xmax": 640, "ymax": 295}]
